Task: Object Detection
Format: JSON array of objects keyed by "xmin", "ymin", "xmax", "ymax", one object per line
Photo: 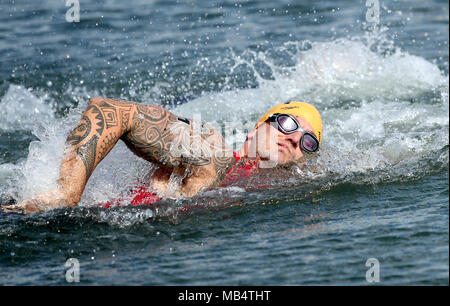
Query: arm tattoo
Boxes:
[
  {"xmin": 98, "ymin": 102, "xmax": 118, "ymax": 129},
  {"xmin": 67, "ymin": 115, "xmax": 91, "ymax": 146},
  {"xmin": 122, "ymin": 106, "xmax": 178, "ymax": 166},
  {"xmin": 65, "ymin": 99, "xmax": 132, "ymax": 181},
  {"xmin": 66, "ymin": 98, "xmax": 234, "ymax": 188},
  {"xmin": 89, "ymin": 104, "xmax": 105, "ymax": 135},
  {"xmin": 98, "ymin": 131, "xmax": 118, "ymax": 157},
  {"xmin": 76, "ymin": 134, "xmax": 99, "ymax": 179},
  {"xmin": 122, "ymin": 104, "xmax": 235, "ymax": 184}
]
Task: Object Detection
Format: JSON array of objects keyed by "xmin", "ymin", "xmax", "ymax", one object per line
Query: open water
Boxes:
[{"xmin": 0, "ymin": 0, "xmax": 448, "ymax": 285}]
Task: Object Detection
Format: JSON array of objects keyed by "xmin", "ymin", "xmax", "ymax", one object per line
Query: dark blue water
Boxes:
[{"xmin": 0, "ymin": 0, "xmax": 448, "ymax": 285}]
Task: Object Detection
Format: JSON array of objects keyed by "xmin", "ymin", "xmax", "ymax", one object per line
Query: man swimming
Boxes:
[{"xmin": 2, "ymin": 98, "xmax": 322, "ymax": 214}]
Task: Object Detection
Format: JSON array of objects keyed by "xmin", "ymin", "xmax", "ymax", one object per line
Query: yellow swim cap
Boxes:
[{"xmin": 257, "ymin": 101, "xmax": 323, "ymax": 144}]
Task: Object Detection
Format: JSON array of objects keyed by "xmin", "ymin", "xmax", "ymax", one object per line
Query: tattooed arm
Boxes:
[
  {"xmin": 4, "ymin": 98, "xmax": 234, "ymax": 214},
  {"xmin": 2, "ymin": 98, "xmax": 134, "ymax": 214},
  {"xmin": 121, "ymin": 104, "xmax": 235, "ymax": 197}
]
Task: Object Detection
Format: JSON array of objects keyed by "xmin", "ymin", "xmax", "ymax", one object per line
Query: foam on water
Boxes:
[
  {"xmin": 0, "ymin": 33, "xmax": 448, "ymax": 218},
  {"xmin": 0, "ymin": 84, "xmax": 55, "ymax": 131}
]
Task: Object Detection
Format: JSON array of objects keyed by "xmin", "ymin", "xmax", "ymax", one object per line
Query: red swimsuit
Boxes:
[{"xmin": 101, "ymin": 152, "xmax": 257, "ymax": 208}]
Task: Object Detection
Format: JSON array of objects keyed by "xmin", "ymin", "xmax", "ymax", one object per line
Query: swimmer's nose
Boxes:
[
  {"xmin": 284, "ymin": 130, "xmax": 303, "ymax": 149},
  {"xmin": 282, "ymin": 131, "xmax": 305, "ymax": 159}
]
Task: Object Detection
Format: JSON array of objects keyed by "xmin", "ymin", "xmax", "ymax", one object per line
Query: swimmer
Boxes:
[{"xmin": 2, "ymin": 98, "xmax": 322, "ymax": 214}]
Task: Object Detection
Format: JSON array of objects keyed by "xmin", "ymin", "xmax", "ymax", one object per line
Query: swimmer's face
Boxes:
[{"xmin": 245, "ymin": 115, "xmax": 316, "ymax": 166}]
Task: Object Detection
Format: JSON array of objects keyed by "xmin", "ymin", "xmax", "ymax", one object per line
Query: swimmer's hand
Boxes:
[
  {"xmin": 2, "ymin": 200, "xmax": 43, "ymax": 214},
  {"xmin": 1, "ymin": 190, "xmax": 77, "ymax": 214}
]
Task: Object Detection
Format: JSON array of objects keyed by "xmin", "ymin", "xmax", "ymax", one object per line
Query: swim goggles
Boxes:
[{"xmin": 267, "ymin": 113, "xmax": 319, "ymax": 153}]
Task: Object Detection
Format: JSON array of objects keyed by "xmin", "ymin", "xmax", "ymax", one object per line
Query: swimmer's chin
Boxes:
[
  {"xmin": 258, "ymin": 157, "xmax": 296, "ymax": 169},
  {"xmin": 258, "ymin": 153, "xmax": 309, "ymax": 169}
]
